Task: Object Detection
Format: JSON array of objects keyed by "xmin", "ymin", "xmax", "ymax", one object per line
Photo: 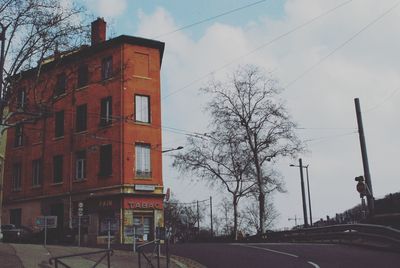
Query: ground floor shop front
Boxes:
[{"xmin": 2, "ymin": 193, "xmax": 164, "ymax": 245}]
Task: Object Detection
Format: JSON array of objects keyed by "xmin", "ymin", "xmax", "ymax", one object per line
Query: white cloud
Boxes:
[
  {"xmin": 136, "ymin": 0, "xmax": 400, "ymax": 229},
  {"xmin": 85, "ymin": 0, "xmax": 127, "ymax": 18}
]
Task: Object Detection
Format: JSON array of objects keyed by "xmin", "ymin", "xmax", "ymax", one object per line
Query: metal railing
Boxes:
[
  {"xmin": 250, "ymin": 223, "xmax": 400, "ymax": 251},
  {"xmin": 137, "ymin": 239, "xmax": 161, "ymax": 268},
  {"xmin": 48, "ymin": 249, "xmax": 113, "ymax": 268}
]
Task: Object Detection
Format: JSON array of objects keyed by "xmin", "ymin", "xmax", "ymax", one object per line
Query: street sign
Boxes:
[
  {"xmin": 78, "ymin": 202, "xmax": 84, "ymax": 208},
  {"xmin": 357, "ymin": 181, "xmax": 366, "ymax": 194},
  {"xmin": 36, "ymin": 216, "xmax": 57, "ymax": 228}
]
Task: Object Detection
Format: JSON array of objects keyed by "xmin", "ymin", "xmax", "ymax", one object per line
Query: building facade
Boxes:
[{"xmin": 1, "ymin": 18, "xmax": 165, "ymax": 245}]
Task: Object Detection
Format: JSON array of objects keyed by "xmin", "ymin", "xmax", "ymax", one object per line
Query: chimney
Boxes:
[{"xmin": 91, "ymin": 18, "xmax": 106, "ymax": 46}]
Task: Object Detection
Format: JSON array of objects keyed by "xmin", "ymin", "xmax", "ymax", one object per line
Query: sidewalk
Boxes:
[{"xmin": 0, "ymin": 243, "xmax": 199, "ymax": 268}]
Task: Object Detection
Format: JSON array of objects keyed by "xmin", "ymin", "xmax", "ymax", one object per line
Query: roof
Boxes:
[{"xmin": 17, "ymin": 35, "xmax": 165, "ymax": 79}]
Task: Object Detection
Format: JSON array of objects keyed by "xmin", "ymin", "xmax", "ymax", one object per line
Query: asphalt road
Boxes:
[{"xmin": 169, "ymin": 242, "xmax": 400, "ymax": 268}]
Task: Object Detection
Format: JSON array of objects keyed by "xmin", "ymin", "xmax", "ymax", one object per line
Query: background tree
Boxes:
[
  {"xmin": 173, "ymin": 124, "xmax": 255, "ymax": 240},
  {"xmin": 0, "ymin": 0, "xmax": 90, "ymax": 123},
  {"xmin": 204, "ymin": 65, "xmax": 303, "ymax": 234}
]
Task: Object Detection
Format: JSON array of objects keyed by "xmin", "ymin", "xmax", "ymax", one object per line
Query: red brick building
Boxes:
[{"xmin": 1, "ymin": 18, "xmax": 165, "ymax": 245}]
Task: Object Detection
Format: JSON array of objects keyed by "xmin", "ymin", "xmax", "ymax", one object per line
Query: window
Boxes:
[
  {"xmin": 32, "ymin": 159, "xmax": 42, "ymax": 186},
  {"xmin": 55, "ymin": 110, "xmax": 64, "ymax": 138},
  {"xmin": 101, "ymin": 56, "xmax": 113, "ymax": 80},
  {"xmin": 53, "ymin": 155, "xmax": 63, "ymax": 183},
  {"xmin": 135, "ymin": 95, "xmax": 150, "ymax": 123},
  {"xmin": 100, "ymin": 96, "xmax": 112, "ymax": 126},
  {"xmin": 10, "ymin": 209, "xmax": 22, "ymax": 227},
  {"xmin": 135, "ymin": 143, "xmax": 151, "ymax": 177},
  {"xmin": 17, "ymin": 88, "xmax": 26, "ymax": 109},
  {"xmin": 132, "ymin": 215, "xmax": 153, "ymax": 242},
  {"xmin": 76, "ymin": 104, "xmax": 87, "ymax": 132},
  {"xmin": 77, "ymin": 64, "xmax": 89, "ymax": 88},
  {"xmin": 55, "ymin": 73, "xmax": 66, "ymax": 96},
  {"xmin": 12, "ymin": 163, "xmax": 22, "ymax": 191},
  {"xmin": 98, "ymin": 212, "xmax": 119, "ymax": 236},
  {"xmin": 99, "ymin": 144, "xmax": 112, "ymax": 176},
  {"xmin": 14, "ymin": 124, "xmax": 23, "ymax": 147},
  {"xmin": 75, "ymin": 150, "xmax": 86, "ymax": 180}
]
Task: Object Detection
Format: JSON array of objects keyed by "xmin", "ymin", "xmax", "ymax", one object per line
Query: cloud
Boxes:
[
  {"xmin": 85, "ymin": 0, "xmax": 127, "ymax": 18},
  {"xmin": 136, "ymin": 0, "xmax": 400, "ymax": 228}
]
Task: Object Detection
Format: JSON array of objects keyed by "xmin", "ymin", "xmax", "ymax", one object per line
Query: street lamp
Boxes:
[
  {"xmin": 162, "ymin": 146, "xmax": 183, "ymax": 153},
  {"xmin": 290, "ymin": 160, "xmax": 313, "ymax": 227}
]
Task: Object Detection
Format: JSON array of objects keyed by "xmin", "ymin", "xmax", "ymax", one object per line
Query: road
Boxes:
[{"xmin": 169, "ymin": 242, "xmax": 400, "ymax": 268}]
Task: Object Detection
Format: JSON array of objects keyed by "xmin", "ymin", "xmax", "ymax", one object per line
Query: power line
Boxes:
[
  {"xmin": 304, "ymin": 131, "xmax": 357, "ymax": 143},
  {"xmin": 365, "ymin": 86, "xmax": 400, "ymax": 112},
  {"xmin": 284, "ymin": 0, "xmax": 400, "ymax": 89},
  {"xmin": 162, "ymin": 0, "xmax": 354, "ymax": 99},
  {"xmin": 153, "ymin": 0, "xmax": 268, "ymax": 39}
]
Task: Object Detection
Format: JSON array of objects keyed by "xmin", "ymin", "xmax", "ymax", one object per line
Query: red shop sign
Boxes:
[{"xmin": 124, "ymin": 197, "xmax": 163, "ymax": 210}]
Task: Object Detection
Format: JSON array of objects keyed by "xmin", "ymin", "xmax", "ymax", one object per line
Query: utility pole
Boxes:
[
  {"xmin": 210, "ymin": 196, "xmax": 213, "ymax": 237},
  {"xmin": 299, "ymin": 158, "xmax": 309, "ymax": 227},
  {"xmin": 354, "ymin": 98, "xmax": 374, "ymax": 215},
  {"xmin": 305, "ymin": 165, "xmax": 313, "ymax": 226},
  {"xmin": 196, "ymin": 200, "xmax": 200, "ymax": 237}
]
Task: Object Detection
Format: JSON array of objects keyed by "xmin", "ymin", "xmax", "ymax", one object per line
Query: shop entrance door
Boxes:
[{"xmin": 133, "ymin": 215, "xmax": 153, "ymax": 242}]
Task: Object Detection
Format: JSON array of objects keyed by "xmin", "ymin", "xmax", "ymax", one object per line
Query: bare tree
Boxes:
[
  {"xmin": 0, "ymin": 0, "xmax": 90, "ymax": 123},
  {"xmin": 173, "ymin": 125, "xmax": 255, "ymax": 240},
  {"xmin": 204, "ymin": 65, "xmax": 303, "ymax": 234}
]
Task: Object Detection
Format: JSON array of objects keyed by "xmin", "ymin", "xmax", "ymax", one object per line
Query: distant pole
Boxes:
[
  {"xmin": 210, "ymin": 196, "xmax": 213, "ymax": 237},
  {"xmin": 78, "ymin": 215, "xmax": 81, "ymax": 247},
  {"xmin": 354, "ymin": 98, "xmax": 374, "ymax": 215},
  {"xmin": 305, "ymin": 165, "xmax": 313, "ymax": 226},
  {"xmin": 197, "ymin": 200, "xmax": 200, "ymax": 237},
  {"xmin": 299, "ymin": 159, "xmax": 309, "ymax": 227}
]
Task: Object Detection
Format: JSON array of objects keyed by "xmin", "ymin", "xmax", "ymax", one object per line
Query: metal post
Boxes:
[
  {"xmin": 157, "ymin": 241, "xmax": 160, "ymax": 268},
  {"xmin": 133, "ymin": 226, "xmax": 136, "ymax": 253},
  {"xmin": 354, "ymin": 98, "xmax": 374, "ymax": 215},
  {"xmin": 299, "ymin": 159, "xmax": 309, "ymax": 227},
  {"xmin": 107, "ymin": 220, "xmax": 111, "ymax": 249},
  {"xmin": 78, "ymin": 215, "xmax": 81, "ymax": 247},
  {"xmin": 107, "ymin": 250, "xmax": 111, "ymax": 268},
  {"xmin": 44, "ymin": 216, "xmax": 47, "ymax": 247},
  {"xmin": 197, "ymin": 200, "xmax": 200, "ymax": 237},
  {"xmin": 210, "ymin": 196, "xmax": 213, "ymax": 237},
  {"xmin": 305, "ymin": 166, "xmax": 313, "ymax": 226}
]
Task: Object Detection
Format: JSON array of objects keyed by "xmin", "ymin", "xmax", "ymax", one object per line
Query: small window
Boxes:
[
  {"xmin": 135, "ymin": 143, "xmax": 151, "ymax": 177},
  {"xmin": 99, "ymin": 144, "xmax": 112, "ymax": 176},
  {"xmin": 100, "ymin": 96, "xmax": 112, "ymax": 126},
  {"xmin": 55, "ymin": 73, "xmax": 66, "ymax": 96},
  {"xmin": 101, "ymin": 56, "xmax": 113, "ymax": 80},
  {"xmin": 32, "ymin": 159, "xmax": 42, "ymax": 186},
  {"xmin": 14, "ymin": 124, "xmax": 23, "ymax": 147},
  {"xmin": 75, "ymin": 150, "xmax": 86, "ymax": 180},
  {"xmin": 17, "ymin": 88, "xmax": 26, "ymax": 109},
  {"xmin": 77, "ymin": 64, "xmax": 89, "ymax": 88},
  {"xmin": 76, "ymin": 104, "xmax": 87, "ymax": 132},
  {"xmin": 53, "ymin": 155, "xmax": 63, "ymax": 183},
  {"xmin": 135, "ymin": 95, "xmax": 150, "ymax": 123},
  {"xmin": 55, "ymin": 110, "xmax": 64, "ymax": 138},
  {"xmin": 12, "ymin": 163, "xmax": 22, "ymax": 191}
]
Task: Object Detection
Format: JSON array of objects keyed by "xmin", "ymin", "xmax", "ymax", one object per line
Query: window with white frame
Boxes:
[
  {"xmin": 75, "ymin": 150, "xmax": 86, "ymax": 180},
  {"xmin": 135, "ymin": 143, "xmax": 151, "ymax": 177},
  {"xmin": 100, "ymin": 96, "xmax": 112, "ymax": 126},
  {"xmin": 135, "ymin": 95, "xmax": 150, "ymax": 123}
]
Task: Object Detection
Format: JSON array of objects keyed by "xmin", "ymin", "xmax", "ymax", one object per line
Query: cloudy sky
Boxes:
[{"xmin": 81, "ymin": 0, "xmax": 400, "ymax": 229}]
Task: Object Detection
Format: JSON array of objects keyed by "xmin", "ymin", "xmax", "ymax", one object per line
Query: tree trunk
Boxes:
[
  {"xmin": 259, "ymin": 191, "xmax": 265, "ymax": 235},
  {"xmin": 233, "ymin": 196, "xmax": 238, "ymax": 241}
]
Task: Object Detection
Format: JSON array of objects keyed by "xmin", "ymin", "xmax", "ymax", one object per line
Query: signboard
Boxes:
[
  {"xmin": 36, "ymin": 216, "xmax": 57, "ymax": 228},
  {"xmin": 71, "ymin": 215, "xmax": 90, "ymax": 228},
  {"xmin": 124, "ymin": 197, "xmax": 163, "ymax": 210},
  {"xmin": 135, "ymin": 184, "xmax": 155, "ymax": 191}
]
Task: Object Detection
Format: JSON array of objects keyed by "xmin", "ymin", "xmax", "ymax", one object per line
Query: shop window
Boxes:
[
  {"xmin": 14, "ymin": 124, "xmax": 23, "ymax": 147},
  {"xmin": 55, "ymin": 110, "xmax": 64, "ymax": 138},
  {"xmin": 135, "ymin": 95, "xmax": 150, "ymax": 123},
  {"xmin": 55, "ymin": 73, "xmax": 66, "ymax": 96},
  {"xmin": 99, "ymin": 144, "xmax": 112, "ymax": 176},
  {"xmin": 132, "ymin": 215, "xmax": 153, "ymax": 242},
  {"xmin": 17, "ymin": 88, "xmax": 26, "ymax": 109},
  {"xmin": 77, "ymin": 64, "xmax": 89, "ymax": 88},
  {"xmin": 12, "ymin": 163, "xmax": 22, "ymax": 191},
  {"xmin": 101, "ymin": 56, "xmax": 113, "ymax": 80},
  {"xmin": 10, "ymin": 208, "xmax": 22, "ymax": 227},
  {"xmin": 32, "ymin": 159, "xmax": 42, "ymax": 186},
  {"xmin": 98, "ymin": 212, "xmax": 119, "ymax": 236},
  {"xmin": 53, "ymin": 155, "xmax": 63, "ymax": 183},
  {"xmin": 75, "ymin": 150, "xmax": 86, "ymax": 180},
  {"xmin": 100, "ymin": 96, "xmax": 112, "ymax": 126},
  {"xmin": 76, "ymin": 104, "xmax": 87, "ymax": 132},
  {"xmin": 135, "ymin": 143, "xmax": 151, "ymax": 177}
]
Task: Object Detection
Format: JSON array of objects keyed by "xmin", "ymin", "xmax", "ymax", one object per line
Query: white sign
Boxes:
[
  {"xmin": 36, "ymin": 216, "xmax": 57, "ymax": 228},
  {"xmin": 78, "ymin": 202, "xmax": 84, "ymax": 208},
  {"xmin": 135, "ymin": 184, "xmax": 155, "ymax": 191}
]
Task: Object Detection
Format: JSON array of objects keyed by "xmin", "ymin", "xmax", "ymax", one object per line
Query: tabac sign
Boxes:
[{"xmin": 124, "ymin": 197, "xmax": 163, "ymax": 210}]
